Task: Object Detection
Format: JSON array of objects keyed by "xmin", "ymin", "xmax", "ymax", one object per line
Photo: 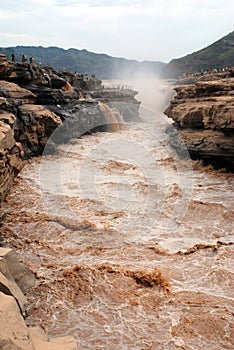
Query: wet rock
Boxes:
[{"xmin": 164, "ymin": 78, "xmax": 234, "ymax": 171}]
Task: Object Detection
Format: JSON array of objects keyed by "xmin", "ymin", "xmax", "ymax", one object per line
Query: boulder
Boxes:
[
  {"xmin": 29, "ymin": 327, "xmax": 78, "ymax": 350},
  {"xmin": 0, "ymin": 267, "xmax": 27, "ymax": 316},
  {"xmin": 0, "ymin": 121, "xmax": 15, "ymax": 149},
  {"xmin": 50, "ymin": 77, "xmax": 67, "ymax": 89},
  {"xmin": 15, "ymin": 104, "xmax": 62, "ymax": 157},
  {"xmin": 0, "ymin": 292, "xmax": 79, "ymax": 350},
  {"xmin": 0, "ymin": 249, "xmax": 77, "ymax": 349},
  {"xmin": 0, "ymin": 54, "xmax": 11, "ymax": 79},
  {"xmin": 0, "ymin": 292, "xmax": 34, "ymax": 350}
]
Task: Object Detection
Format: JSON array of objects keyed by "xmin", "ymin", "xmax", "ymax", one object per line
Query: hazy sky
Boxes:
[{"xmin": 0, "ymin": 0, "xmax": 233, "ymax": 62}]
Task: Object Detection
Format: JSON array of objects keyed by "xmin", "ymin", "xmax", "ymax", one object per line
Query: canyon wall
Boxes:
[
  {"xmin": 0, "ymin": 54, "xmax": 140, "ymax": 205},
  {"xmin": 164, "ymin": 77, "xmax": 234, "ymax": 171}
]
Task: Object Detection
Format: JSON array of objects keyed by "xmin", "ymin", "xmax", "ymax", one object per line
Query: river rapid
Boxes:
[{"xmin": 2, "ymin": 81, "xmax": 234, "ymax": 350}]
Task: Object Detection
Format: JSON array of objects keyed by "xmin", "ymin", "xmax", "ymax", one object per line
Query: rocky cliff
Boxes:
[
  {"xmin": 0, "ymin": 54, "xmax": 140, "ymax": 204},
  {"xmin": 164, "ymin": 77, "xmax": 234, "ymax": 171}
]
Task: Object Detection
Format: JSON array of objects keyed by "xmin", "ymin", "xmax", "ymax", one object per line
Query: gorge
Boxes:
[{"xmin": 0, "ymin": 54, "xmax": 233, "ymax": 350}]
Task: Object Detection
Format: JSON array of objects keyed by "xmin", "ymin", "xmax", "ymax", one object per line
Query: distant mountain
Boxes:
[
  {"xmin": 0, "ymin": 46, "xmax": 165, "ymax": 79},
  {"xmin": 162, "ymin": 31, "xmax": 234, "ymax": 78}
]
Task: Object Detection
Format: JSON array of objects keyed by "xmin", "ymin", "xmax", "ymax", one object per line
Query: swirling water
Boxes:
[{"xmin": 2, "ymin": 105, "xmax": 234, "ymax": 350}]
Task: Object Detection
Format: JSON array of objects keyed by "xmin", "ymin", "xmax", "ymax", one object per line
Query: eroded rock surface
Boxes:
[
  {"xmin": 0, "ymin": 120, "xmax": 23, "ymax": 203},
  {"xmin": 0, "ymin": 54, "xmax": 140, "ymax": 203},
  {"xmin": 164, "ymin": 78, "xmax": 234, "ymax": 171}
]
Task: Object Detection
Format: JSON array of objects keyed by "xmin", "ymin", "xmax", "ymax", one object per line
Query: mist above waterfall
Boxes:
[{"xmin": 104, "ymin": 68, "xmax": 175, "ymax": 124}]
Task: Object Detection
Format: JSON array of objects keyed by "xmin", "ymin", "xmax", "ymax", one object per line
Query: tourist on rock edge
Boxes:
[{"xmin": 22, "ymin": 54, "xmax": 27, "ymax": 62}]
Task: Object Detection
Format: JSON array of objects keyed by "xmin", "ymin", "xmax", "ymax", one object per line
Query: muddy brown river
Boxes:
[{"xmin": 2, "ymin": 95, "xmax": 234, "ymax": 349}]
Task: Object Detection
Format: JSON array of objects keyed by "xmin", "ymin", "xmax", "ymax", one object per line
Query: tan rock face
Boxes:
[
  {"xmin": 0, "ymin": 292, "xmax": 34, "ymax": 350},
  {"xmin": 0, "ymin": 81, "xmax": 36, "ymax": 102},
  {"xmin": 15, "ymin": 104, "xmax": 62, "ymax": 156},
  {"xmin": 0, "ymin": 80, "xmax": 62, "ymax": 202},
  {"xmin": 29, "ymin": 327, "xmax": 78, "ymax": 350},
  {"xmin": 0, "ymin": 54, "xmax": 11, "ymax": 79},
  {"xmin": 164, "ymin": 78, "xmax": 234, "ymax": 171},
  {"xmin": 0, "ymin": 121, "xmax": 23, "ymax": 203}
]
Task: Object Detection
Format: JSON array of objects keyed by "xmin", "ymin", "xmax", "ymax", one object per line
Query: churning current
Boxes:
[{"xmin": 2, "ymin": 93, "xmax": 234, "ymax": 350}]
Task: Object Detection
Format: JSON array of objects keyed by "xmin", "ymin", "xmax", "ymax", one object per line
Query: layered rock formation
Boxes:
[
  {"xmin": 0, "ymin": 54, "xmax": 140, "ymax": 204},
  {"xmin": 164, "ymin": 78, "xmax": 234, "ymax": 171},
  {"xmin": 0, "ymin": 104, "xmax": 23, "ymax": 204}
]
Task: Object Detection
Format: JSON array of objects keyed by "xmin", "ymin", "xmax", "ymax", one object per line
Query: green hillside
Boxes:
[
  {"xmin": 1, "ymin": 46, "xmax": 165, "ymax": 79},
  {"xmin": 162, "ymin": 31, "xmax": 234, "ymax": 78}
]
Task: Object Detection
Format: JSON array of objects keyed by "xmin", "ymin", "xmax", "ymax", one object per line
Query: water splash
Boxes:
[{"xmin": 98, "ymin": 102, "xmax": 121, "ymax": 132}]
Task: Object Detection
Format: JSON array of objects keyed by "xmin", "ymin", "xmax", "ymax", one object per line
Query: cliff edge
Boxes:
[
  {"xmin": 164, "ymin": 77, "xmax": 234, "ymax": 171},
  {"xmin": 0, "ymin": 54, "xmax": 140, "ymax": 205}
]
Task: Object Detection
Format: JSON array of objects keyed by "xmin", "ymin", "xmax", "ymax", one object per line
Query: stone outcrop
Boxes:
[
  {"xmin": 0, "ymin": 80, "xmax": 62, "ymax": 204},
  {"xmin": 16, "ymin": 104, "xmax": 62, "ymax": 157},
  {"xmin": 164, "ymin": 78, "xmax": 234, "ymax": 171},
  {"xmin": 0, "ymin": 119, "xmax": 23, "ymax": 204}
]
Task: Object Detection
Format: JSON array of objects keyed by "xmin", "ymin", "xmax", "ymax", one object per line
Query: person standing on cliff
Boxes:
[
  {"xmin": 29, "ymin": 56, "xmax": 34, "ymax": 64},
  {"xmin": 11, "ymin": 53, "xmax": 15, "ymax": 62},
  {"xmin": 22, "ymin": 54, "xmax": 27, "ymax": 62}
]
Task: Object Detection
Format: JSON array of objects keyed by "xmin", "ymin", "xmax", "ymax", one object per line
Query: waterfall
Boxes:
[
  {"xmin": 98, "ymin": 102, "xmax": 123, "ymax": 132},
  {"xmin": 113, "ymin": 108, "xmax": 125, "ymax": 125}
]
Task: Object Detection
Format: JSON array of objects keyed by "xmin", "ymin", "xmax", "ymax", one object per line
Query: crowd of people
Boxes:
[{"xmin": 182, "ymin": 66, "xmax": 233, "ymax": 77}]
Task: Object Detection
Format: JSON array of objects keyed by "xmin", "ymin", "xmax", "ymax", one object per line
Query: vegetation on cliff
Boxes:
[{"xmin": 162, "ymin": 31, "xmax": 234, "ymax": 78}]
